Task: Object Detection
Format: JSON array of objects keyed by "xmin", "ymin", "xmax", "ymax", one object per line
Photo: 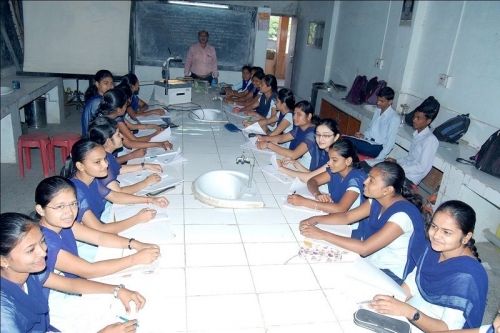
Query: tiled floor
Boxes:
[{"xmin": 1, "ymin": 92, "xmax": 499, "ymax": 332}]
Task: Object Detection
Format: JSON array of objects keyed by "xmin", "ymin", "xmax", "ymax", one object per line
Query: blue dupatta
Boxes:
[{"xmin": 416, "ymin": 245, "xmax": 488, "ymax": 328}]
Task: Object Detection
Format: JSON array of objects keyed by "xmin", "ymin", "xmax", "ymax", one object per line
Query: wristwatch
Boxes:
[{"xmin": 409, "ymin": 310, "xmax": 420, "ymax": 322}]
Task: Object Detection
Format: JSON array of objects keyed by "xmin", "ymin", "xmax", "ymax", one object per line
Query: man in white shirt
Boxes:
[
  {"xmin": 386, "ymin": 104, "xmax": 440, "ymax": 185},
  {"xmin": 346, "ymin": 87, "xmax": 400, "ymax": 162}
]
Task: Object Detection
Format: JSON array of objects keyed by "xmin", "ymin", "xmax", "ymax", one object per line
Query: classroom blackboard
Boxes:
[{"xmin": 133, "ymin": 2, "xmax": 256, "ymax": 71}]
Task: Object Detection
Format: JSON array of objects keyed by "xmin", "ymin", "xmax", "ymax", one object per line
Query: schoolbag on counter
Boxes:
[
  {"xmin": 344, "ymin": 75, "xmax": 367, "ymax": 105},
  {"xmin": 405, "ymin": 96, "xmax": 440, "ymax": 126},
  {"xmin": 433, "ymin": 113, "xmax": 470, "ymax": 144},
  {"xmin": 474, "ymin": 130, "xmax": 500, "ymax": 178},
  {"xmin": 365, "ymin": 79, "xmax": 387, "ymax": 105}
]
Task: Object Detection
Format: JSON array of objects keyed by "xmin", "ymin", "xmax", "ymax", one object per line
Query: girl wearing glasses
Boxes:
[
  {"xmin": 34, "ymin": 176, "xmax": 160, "ymax": 281},
  {"xmin": 277, "ymin": 118, "xmax": 340, "ymax": 182},
  {"xmin": 256, "ymin": 101, "xmax": 317, "ymax": 168},
  {"xmin": 88, "ymin": 116, "xmax": 162, "ymax": 194},
  {"xmin": 61, "ymin": 139, "xmax": 168, "ymax": 235},
  {"xmin": 0, "ymin": 212, "xmax": 143, "ymax": 333},
  {"xmin": 300, "ymin": 161, "xmax": 426, "ymax": 285},
  {"xmin": 369, "ymin": 201, "xmax": 488, "ymax": 332},
  {"xmin": 287, "ymin": 139, "xmax": 367, "ymax": 225}
]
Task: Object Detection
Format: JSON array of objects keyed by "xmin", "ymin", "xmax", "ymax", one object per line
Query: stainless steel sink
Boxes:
[{"xmin": 192, "ymin": 170, "xmax": 264, "ymax": 208}]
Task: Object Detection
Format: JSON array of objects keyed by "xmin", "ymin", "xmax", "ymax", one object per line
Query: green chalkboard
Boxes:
[{"xmin": 133, "ymin": 2, "xmax": 256, "ymax": 71}]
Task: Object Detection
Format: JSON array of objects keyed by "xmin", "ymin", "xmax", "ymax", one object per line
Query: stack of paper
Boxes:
[{"xmin": 242, "ymin": 122, "xmax": 266, "ymax": 136}]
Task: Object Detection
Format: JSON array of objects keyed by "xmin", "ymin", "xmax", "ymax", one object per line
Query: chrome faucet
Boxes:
[
  {"xmin": 236, "ymin": 153, "xmax": 255, "ymax": 188},
  {"xmin": 162, "ymin": 56, "xmax": 182, "ymax": 94}
]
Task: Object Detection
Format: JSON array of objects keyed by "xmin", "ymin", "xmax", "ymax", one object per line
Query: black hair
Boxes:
[
  {"xmin": 434, "ymin": 200, "xmax": 481, "ymax": 261},
  {"xmin": 88, "ymin": 117, "xmax": 118, "ymax": 145},
  {"xmin": 115, "ymin": 82, "xmax": 133, "ymax": 99},
  {"xmin": 262, "ymin": 74, "xmax": 278, "ymax": 94},
  {"xmin": 416, "ymin": 106, "xmax": 439, "ymax": 123},
  {"xmin": 84, "ymin": 69, "xmax": 113, "ymax": 102},
  {"xmin": 35, "ymin": 176, "xmax": 76, "ymax": 209},
  {"xmin": 372, "ymin": 161, "xmax": 423, "ymax": 210},
  {"xmin": 329, "ymin": 139, "xmax": 360, "ymax": 168},
  {"xmin": 120, "ymin": 73, "xmax": 139, "ymax": 87},
  {"xmin": 377, "ymin": 86, "xmax": 395, "ymax": 101},
  {"xmin": 251, "ymin": 66, "xmax": 263, "ymax": 74},
  {"xmin": 95, "ymin": 88, "xmax": 128, "ymax": 119},
  {"xmin": 252, "ymin": 70, "xmax": 265, "ymax": 80},
  {"xmin": 317, "ymin": 118, "xmax": 340, "ymax": 136},
  {"xmin": 0, "ymin": 212, "xmax": 38, "ymax": 257},
  {"xmin": 60, "ymin": 139, "xmax": 101, "ymax": 178},
  {"xmin": 277, "ymin": 88, "xmax": 295, "ymax": 111},
  {"xmin": 242, "ymin": 65, "xmax": 252, "ymax": 72}
]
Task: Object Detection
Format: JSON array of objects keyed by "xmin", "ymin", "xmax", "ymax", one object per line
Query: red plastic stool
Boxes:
[
  {"xmin": 17, "ymin": 133, "xmax": 52, "ymax": 178},
  {"xmin": 49, "ymin": 132, "xmax": 81, "ymax": 171}
]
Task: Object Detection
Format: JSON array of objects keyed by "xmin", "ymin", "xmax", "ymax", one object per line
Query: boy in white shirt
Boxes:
[
  {"xmin": 386, "ymin": 102, "xmax": 440, "ymax": 185},
  {"xmin": 347, "ymin": 87, "xmax": 400, "ymax": 162}
]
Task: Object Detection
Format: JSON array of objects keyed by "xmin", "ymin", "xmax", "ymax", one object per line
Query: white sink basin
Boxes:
[
  {"xmin": 189, "ymin": 108, "xmax": 227, "ymax": 123},
  {"xmin": 1, "ymin": 86, "xmax": 14, "ymax": 96},
  {"xmin": 193, "ymin": 170, "xmax": 264, "ymax": 208}
]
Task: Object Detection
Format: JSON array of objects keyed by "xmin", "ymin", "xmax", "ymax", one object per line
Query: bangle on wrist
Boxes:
[
  {"xmin": 113, "ymin": 284, "xmax": 125, "ymax": 298},
  {"xmin": 128, "ymin": 238, "xmax": 135, "ymax": 250}
]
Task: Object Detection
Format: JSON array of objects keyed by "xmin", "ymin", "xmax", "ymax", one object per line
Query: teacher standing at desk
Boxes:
[{"xmin": 184, "ymin": 30, "xmax": 218, "ymax": 85}]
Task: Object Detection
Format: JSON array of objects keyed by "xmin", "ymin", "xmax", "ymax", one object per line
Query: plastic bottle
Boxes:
[{"xmin": 211, "ymin": 77, "xmax": 218, "ymax": 88}]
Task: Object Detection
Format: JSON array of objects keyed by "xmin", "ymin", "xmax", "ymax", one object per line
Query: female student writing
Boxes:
[
  {"xmin": 224, "ymin": 65, "xmax": 252, "ymax": 97},
  {"xmin": 35, "ymin": 176, "xmax": 160, "ymax": 280},
  {"xmin": 120, "ymin": 73, "xmax": 165, "ymax": 117},
  {"xmin": 299, "ymin": 161, "xmax": 426, "ymax": 284},
  {"xmin": 88, "ymin": 117, "xmax": 162, "ymax": 194},
  {"xmin": 60, "ymin": 139, "xmax": 168, "ymax": 234},
  {"xmin": 287, "ymin": 139, "xmax": 367, "ymax": 216},
  {"xmin": 81, "ymin": 69, "xmax": 114, "ymax": 136},
  {"xmin": 278, "ymin": 118, "xmax": 341, "ymax": 182},
  {"xmin": 231, "ymin": 70, "xmax": 264, "ymax": 109},
  {"xmin": 225, "ymin": 66, "xmax": 262, "ymax": 102},
  {"xmin": 264, "ymin": 88, "xmax": 295, "ymax": 137},
  {"xmin": 95, "ymin": 88, "xmax": 172, "ymax": 151},
  {"xmin": 256, "ymin": 100, "xmax": 317, "ymax": 168},
  {"xmin": 369, "ymin": 200, "xmax": 488, "ymax": 331},
  {"xmin": 0, "ymin": 212, "xmax": 143, "ymax": 333},
  {"xmin": 240, "ymin": 74, "xmax": 278, "ymax": 121}
]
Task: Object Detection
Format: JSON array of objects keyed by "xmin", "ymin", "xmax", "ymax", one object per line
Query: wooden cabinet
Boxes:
[{"xmin": 319, "ymin": 99, "xmax": 361, "ymax": 136}]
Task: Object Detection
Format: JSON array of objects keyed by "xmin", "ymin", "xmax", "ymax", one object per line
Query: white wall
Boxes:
[
  {"xmin": 291, "ymin": 1, "xmax": 335, "ymax": 100},
  {"xmin": 329, "ymin": 0, "xmax": 500, "ymax": 148}
]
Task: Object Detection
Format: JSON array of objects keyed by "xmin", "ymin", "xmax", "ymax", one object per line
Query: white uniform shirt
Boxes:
[
  {"xmin": 398, "ymin": 127, "xmax": 439, "ymax": 184},
  {"xmin": 363, "ymin": 105, "xmax": 400, "ymax": 160},
  {"xmin": 404, "ymin": 269, "xmax": 466, "ymax": 330}
]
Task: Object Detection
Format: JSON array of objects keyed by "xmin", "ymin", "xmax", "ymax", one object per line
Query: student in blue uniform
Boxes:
[
  {"xmin": 300, "ymin": 161, "xmax": 426, "ymax": 284},
  {"xmin": 225, "ymin": 66, "xmax": 262, "ymax": 102},
  {"xmin": 0, "ymin": 212, "xmax": 143, "ymax": 333},
  {"xmin": 120, "ymin": 73, "xmax": 166, "ymax": 117},
  {"xmin": 81, "ymin": 69, "xmax": 114, "ymax": 136},
  {"xmin": 287, "ymin": 139, "xmax": 367, "ymax": 217},
  {"xmin": 256, "ymin": 100, "xmax": 317, "ymax": 168},
  {"xmin": 35, "ymin": 176, "xmax": 160, "ymax": 281},
  {"xmin": 370, "ymin": 201, "xmax": 488, "ymax": 332},
  {"xmin": 95, "ymin": 88, "xmax": 173, "ymax": 151},
  {"xmin": 278, "ymin": 118, "xmax": 341, "ymax": 182},
  {"xmin": 265, "ymin": 88, "xmax": 295, "ymax": 137},
  {"xmin": 240, "ymin": 74, "xmax": 278, "ymax": 120},
  {"xmin": 231, "ymin": 70, "xmax": 264, "ymax": 109},
  {"xmin": 224, "ymin": 65, "xmax": 252, "ymax": 96},
  {"xmin": 88, "ymin": 116, "xmax": 163, "ymax": 193},
  {"xmin": 60, "ymin": 139, "xmax": 168, "ymax": 234}
]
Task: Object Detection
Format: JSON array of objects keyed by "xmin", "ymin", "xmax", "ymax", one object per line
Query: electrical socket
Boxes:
[
  {"xmin": 375, "ymin": 58, "xmax": 384, "ymax": 69},
  {"xmin": 438, "ymin": 73, "xmax": 449, "ymax": 87}
]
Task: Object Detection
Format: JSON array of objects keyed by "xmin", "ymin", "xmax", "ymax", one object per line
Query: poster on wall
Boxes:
[
  {"xmin": 307, "ymin": 21, "xmax": 325, "ymax": 49},
  {"xmin": 258, "ymin": 12, "xmax": 270, "ymax": 31},
  {"xmin": 400, "ymin": 0, "xmax": 414, "ymax": 25}
]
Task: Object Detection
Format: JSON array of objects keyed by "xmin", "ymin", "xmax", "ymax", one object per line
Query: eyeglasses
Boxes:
[
  {"xmin": 46, "ymin": 202, "xmax": 79, "ymax": 211},
  {"xmin": 315, "ymin": 133, "xmax": 334, "ymax": 139}
]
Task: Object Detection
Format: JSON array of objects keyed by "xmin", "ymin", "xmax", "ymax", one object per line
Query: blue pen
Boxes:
[{"xmin": 117, "ymin": 315, "xmax": 139, "ymax": 327}]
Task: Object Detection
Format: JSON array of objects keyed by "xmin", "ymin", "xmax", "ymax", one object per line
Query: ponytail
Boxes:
[{"xmin": 467, "ymin": 238, "xmax": 481, "ymax": 262}]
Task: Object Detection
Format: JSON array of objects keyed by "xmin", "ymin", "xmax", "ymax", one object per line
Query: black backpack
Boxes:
[
  {"xmin": 474, "ymin": 130, "xmax": 500, "ymax": 178},
  {"xmin": 405, "ymin": 96, "xmax": 440, "ymax": 126},
  {"xmin": 433, "ymin": 113, "xmax": 470, "ymax": 144}
]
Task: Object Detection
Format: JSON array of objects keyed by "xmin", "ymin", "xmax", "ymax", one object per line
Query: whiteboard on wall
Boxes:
[{"xmin": 23, "ymin": 1, "xmax": 130, "ymax": 76}]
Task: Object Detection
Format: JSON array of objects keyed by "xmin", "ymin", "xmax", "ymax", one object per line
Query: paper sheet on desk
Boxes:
[
  {"xmin": 112, "ymin": 203, "xmax": 170, "ymax": 221},
  {"xmin": 261, "ymin": 164, "xmax": 293, "ymax": 184},
  {"xmin": 117, "ymin": 170, "xmax": 182, "ymax": 195},
  {"xmin": 242, "ymin": 121, "xmax": 266, "ymax": 135},
  {"xmin": 120, "ymin": 219, "xmax": 176, "ymax": 245},
  {"xmin": 150, "ymin": 127, "xmax": 172, "ymax": 142},
  {"xmin": 240, "ymin": 137, "xmax": 275, "ymax": 155},
  {"xmin": 347, "ymin": 258, "xmax": 406, "ymax": 301}
]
